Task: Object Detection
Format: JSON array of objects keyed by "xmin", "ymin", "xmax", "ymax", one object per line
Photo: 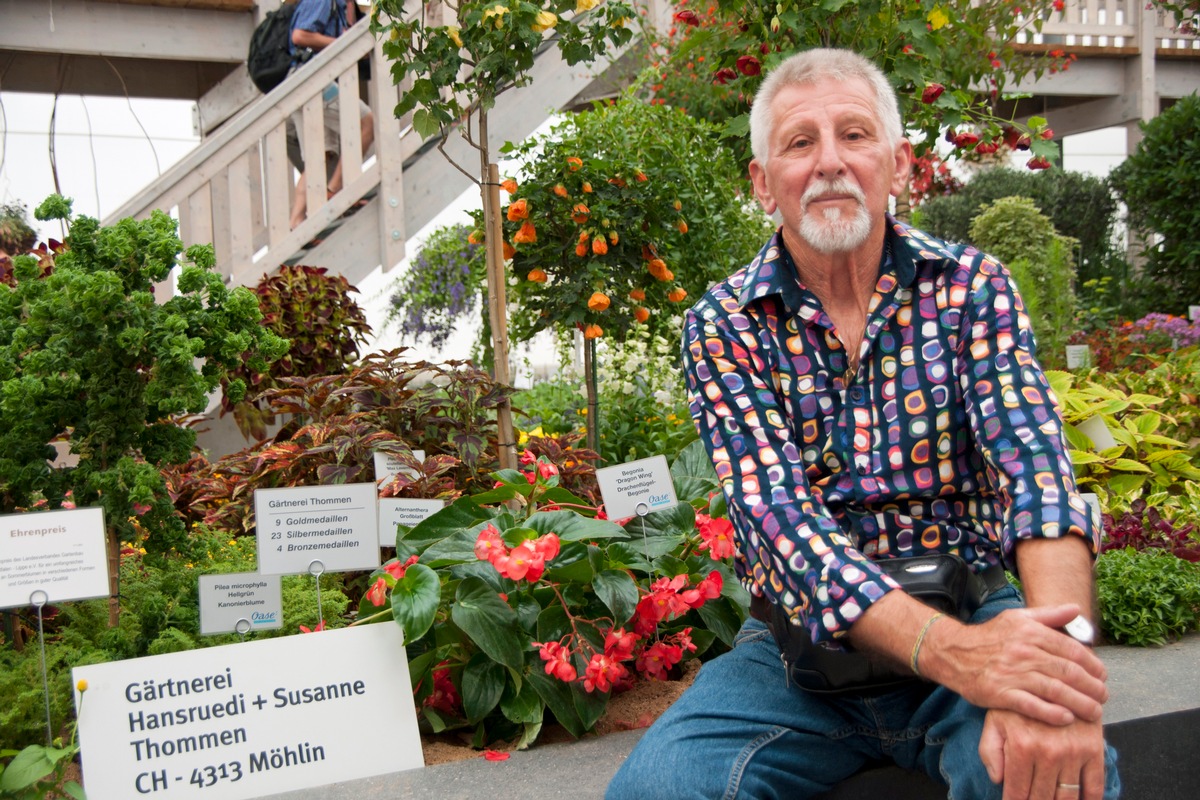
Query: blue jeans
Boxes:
[{"xmin": 606, "ymin": 587, "xmax": 1120, "ymax": 799}]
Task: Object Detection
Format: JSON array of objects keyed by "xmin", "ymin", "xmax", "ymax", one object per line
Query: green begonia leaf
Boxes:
[
  {"xmin": 462, "ymin": 653, "xmax": 506, "ymax": 725},
  {"xmin": 452, "ymin": 577, "xmax": 526, "ymax": 669},
  {"xmin": 391, "ymin": 563, "xmax": 440, "ymax": 644}
]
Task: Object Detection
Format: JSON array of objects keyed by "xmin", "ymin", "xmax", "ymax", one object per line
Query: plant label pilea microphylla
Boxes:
[{"xmin": 73, "ymin": 624, "xmax": 422, "ymax": 800}]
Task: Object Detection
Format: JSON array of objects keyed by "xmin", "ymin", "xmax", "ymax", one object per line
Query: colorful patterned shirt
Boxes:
[{"xmin": 682, "ymin": 218, "xmax": 1097, "ymax": 646}]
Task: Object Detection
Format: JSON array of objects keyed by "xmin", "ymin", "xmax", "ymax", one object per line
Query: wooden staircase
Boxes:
[{"xmin": 98, "ymin": 5, "xmax": 657, "ymax": 292}]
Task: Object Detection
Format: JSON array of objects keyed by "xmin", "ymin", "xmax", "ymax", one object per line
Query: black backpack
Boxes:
[{"xmin": 247, "ymin": 1, "xmax": 299, "ymax": 94}]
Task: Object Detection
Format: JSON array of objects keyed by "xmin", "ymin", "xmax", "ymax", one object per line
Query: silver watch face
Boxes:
[{"xmin": 1064, "ymin": 614, "xmax": 1095, "ymax": 645}]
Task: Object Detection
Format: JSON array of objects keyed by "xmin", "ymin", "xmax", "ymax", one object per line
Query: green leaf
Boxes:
[
  {"xmin": 0, "ymin": 745, "xmax": 67, "ymax": 791},
  {"xmin": 572, "ymin": 681, "xmax": 609, "ymax": 731},
  {"xmin": 618, "ymin": 528, "xmax": 686, "ymax": 562},
  {"xmin": 468, "ymin": 484, "xmax": 520, "ymax": 505},
  {"xmin": 406, "ymin": 649, "xmax": 440, "ymax": 690},
  {"xmin": 423, "ymin": 706, "xmax": 448, "ymax": 733},
  {"xmin": 515, "ymin": 720, "xmax": 543, "ymax": 751},
  {"xmin": 605, "ymin": 541, "xmax": 654, "ymax": 574},
  {"xmin": 500, "ymin": 676, "xmax": 544, "ymax": 725},
  {"xmin": 695, "ymin": 596, "xmax": 744, "ymax": 648},
  {"xmin": 1106, "ymin": 474, "xmax": 1147, "ymax": 497},
  {"xmin": 538, "ymin": 486, "xmax": 595, "ymax": 508},
  {"xmin": 536, "ymin": 602, "xmax": 572, "ymax": 644},
  {"xmin": 422, "ymin": 529, "xmax": 487, "ymax": 566},
  {"xmin": 402, "ymin": 497, "xmax": 500, "ymax": 549},
  {"xmin": 452, "ymin": 577, "xmax": 526, "ymax": 669},
  {"xmin": 525, "ymin": 510, "xmax": 630, "ymax": 542},
  {"xmin": 526, "ymin": 667, "xmax": 585, "ymax": 739},
  {"xmin": 391, "ymin": 563, "xmax": 441, "ymax": 644},
  {"xmin": 63, "ymin": 780, "xmax": 86, "ymax": 800},
  {"xmin": 543, "ymin": 541, "xmax": 595, "ymax": 583},
  {"xmin": 1068, "ymin": 450, "xmax": 1105, "ymax": 465},
  {"xmin": 594, "ymin": 569, "xmax": 639, "ymax": 626},
  {"xmin": 627, "ymin": 502, "xmax": 696, "ymax": 538},
  {"xmin": 462, "ymin": 653, "xmax": 506, "ymax": 724},
  {"xmin": 1110, "ymin": 458, "xmax": 1152, "ymax": 474},
  {"xmin": 670, "ymin": 439, "xmax": 719, "ymax": 501},
  {"xmin": 412, "ymin": 109, "xmax": 441, "ymax": 139}
]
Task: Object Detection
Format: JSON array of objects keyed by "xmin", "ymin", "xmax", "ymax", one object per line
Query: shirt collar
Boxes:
[{"xmin": 735, "ymin": 215, "xmax": 960, "ymax": 311}]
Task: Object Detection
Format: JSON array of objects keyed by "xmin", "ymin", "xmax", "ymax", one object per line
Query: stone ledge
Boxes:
[{"xmin": 265, "ymin": 635, "xmax": 1200, "ymax": 800}]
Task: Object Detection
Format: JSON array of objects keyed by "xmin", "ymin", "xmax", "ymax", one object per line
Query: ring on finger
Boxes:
[{"xmin": 1057, "ymin": 783, "xmax": 1081, "ymax": 791}]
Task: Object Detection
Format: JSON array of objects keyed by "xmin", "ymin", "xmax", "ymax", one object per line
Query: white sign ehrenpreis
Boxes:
[
  {"xmin": 255, "ymin": 483, "xmax": 379, "ymax": 575},
  {"xmin": 595, "ymin": 455, "xmax": 678, "ymax": 521},
  {"xmin": 73, "ymin": 623, "xmax": 422, "ymax": 800},
  {"xmin": 0, "ymin": 507, "xmax": 108, "ymax": 609},
  {"xmin": 378, "ymin": 498, "xmax": 444, "ymax": 548},
  {"xmin": 198, "ymin": 574, "xmax": 283, "ymax": 636}
]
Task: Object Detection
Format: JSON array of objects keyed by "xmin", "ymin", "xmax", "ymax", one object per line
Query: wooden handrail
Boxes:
[{"xmin": 104, "ymin": 20, "xmax": 404, "ymax": 287}]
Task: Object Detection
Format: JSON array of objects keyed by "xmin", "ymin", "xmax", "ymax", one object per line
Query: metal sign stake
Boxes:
[
  {"xmin": 308, "ymin": 559, "xmax": 326, "ymax": 629},
  {"xmin": 31, "ymin": 589, "xmax": 52, "ymax": 744}
]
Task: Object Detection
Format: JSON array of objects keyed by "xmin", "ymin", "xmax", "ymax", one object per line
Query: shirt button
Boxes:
[
  {"xmin": 849, "ymin": 387, "xmax": 865, "ymax": 403},
  {"xmin": 857, "ymin": 464, "xmax": 869, "ymax": 475}
]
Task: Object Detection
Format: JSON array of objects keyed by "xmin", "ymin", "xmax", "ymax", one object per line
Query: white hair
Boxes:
[{"xmin": 749, "ymin": 48, "xmax": 903, "ymax": 166}]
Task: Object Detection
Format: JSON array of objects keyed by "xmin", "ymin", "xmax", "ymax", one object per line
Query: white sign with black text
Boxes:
[
  {"xmin": 73, "ymin": 623, "xmax": 423, "ymax": 800},
  {"xmin": 378, "ymin": 498, "xmax": 445, "ymax": 549},
  {"xmin": 254, "ymin": 483, "xmax": 379, "ymax": 575},
  {"xmin": 0, "ymin": 507, "xmax": 108, "ymax": 609},
  {"xmin": 595, "ymin": 455, "xmax": 678, "ymax": 521},
  {"xmin": 198, "ymin": 574, "xmax": 283, "ymax": 636},
  {"xmin": 373, "ymin": 449, "xmax": 425, "ymax": 485}
]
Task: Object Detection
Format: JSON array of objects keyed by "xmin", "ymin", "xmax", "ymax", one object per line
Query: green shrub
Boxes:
[
  {"xmin": 1097, "ymin": 548, "xmax": 1200, "ymax": 646},
  {"xmin": 594, "ymin": 323, "xmax": 697, "ymax": 465},
  {"xmin": 969, "ymin": 197, "xmax": 1079, "ymax": 366},
  {"xmin": 223, "ymin": 264, "xmax": 372, "ymax": 441},
  {"xmin": 514, "ymin": 379, "xmax": 586, "ymax": 438},
  {"xmin": 1109, "ymin": 94, "xmax": 1200, "ymax": 314},
  {"xmin": 918, "ymin": 167, "xmax": 1119, "ymax": 285}
]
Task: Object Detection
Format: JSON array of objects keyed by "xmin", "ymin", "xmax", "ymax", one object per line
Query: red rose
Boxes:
[
  {"xmin": 1027, "ymin": 156, "xmax": 1052, "ymax": 170},
  {"xmin": 673, "ymin": 10, "xmax": 699, "ymax": 26},
  {"xmin": 953, "ymin": 131, "xmax": 980, "ymax": 148},
  {"xmin": 736, "ymin": 55, "xmax": 761, "ymax": 77},
  {"xmin": 713, "ymin": 67, "xmax": 737, "ymax": 85},
  {"xmin": 921, "ymin": 83, "xmax": 945, "ymax": 104}
]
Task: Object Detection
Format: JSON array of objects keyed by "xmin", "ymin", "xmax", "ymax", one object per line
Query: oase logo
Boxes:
[{"xmin": 251, "ymin": 611, "xmax": 278, "ymax": 625}]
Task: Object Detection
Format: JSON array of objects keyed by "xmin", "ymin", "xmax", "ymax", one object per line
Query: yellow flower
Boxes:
[
  {"xmin": 532, "ymin": 10, "xmax": 558, "ymax": 32},
  {"xmin": 77, "ymin": 679, "xmax": 88, "ymax": 693},
  {"xmin": 482, "ymin": 5, "xmax": 510, "ymax": 28},
  {"xmin": 575, "ymin": 0, "xmax": 600, "ymax": 12},
  {"xmin": 927, "ymin": 7, "xmax": 949, "ymax": 30},
  {"xmin": 446, "ymin": 26, "xmax": 463, "ymax": 48},
  {"xmin": 612, "ymin": 16, "xmax": 630, "ymax": 28}
]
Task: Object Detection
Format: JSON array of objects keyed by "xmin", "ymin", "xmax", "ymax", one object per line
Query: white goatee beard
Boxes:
[{"xmin": 795, "ymin": 179, "xmax": 872, "ymax": 254}]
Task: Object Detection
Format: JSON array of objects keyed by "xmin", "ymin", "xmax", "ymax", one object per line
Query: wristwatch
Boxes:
[{"xmin": 1061, "ymin": 614, "xmax": 1095, "ymax": 647}]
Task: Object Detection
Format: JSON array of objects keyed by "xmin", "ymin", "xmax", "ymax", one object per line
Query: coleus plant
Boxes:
[
  {"xmin": 351, "ymin": 439, "xmax": 747, "ymax": 747},
  {"xmin": 1101, "ymin": 498, "xmax": 1200, "ymax": 563}
]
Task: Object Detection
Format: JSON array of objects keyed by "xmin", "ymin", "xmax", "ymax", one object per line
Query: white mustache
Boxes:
[{"xmin": 800, "ymin": 178, "xmax": 866, "ymax": 210}]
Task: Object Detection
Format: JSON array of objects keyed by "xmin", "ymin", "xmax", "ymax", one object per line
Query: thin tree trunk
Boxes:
[
  {"xmin": 478, "ymin": 112, "xmax": 516, "ymax": 470},
  {"xmin": 107, "ymin": 526, "xmax": 120, "ymax": 627},
  {"xmin": 584, "ymin": 337, "xmax": 598, "ymax": 453}
]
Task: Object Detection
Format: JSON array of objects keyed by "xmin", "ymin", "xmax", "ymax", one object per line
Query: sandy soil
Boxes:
[{"xmin": 421, "ymin": 659, "xmax": 699, "ymax": 766}]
